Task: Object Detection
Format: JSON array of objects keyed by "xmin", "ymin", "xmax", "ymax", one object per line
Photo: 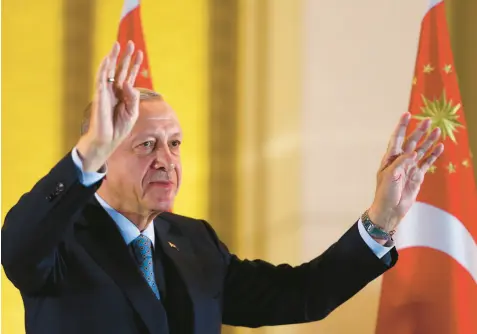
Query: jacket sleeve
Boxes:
[
  {"xmin": 1, "ymin": 152, "xmax": 102, "ymax": 293},
  {"xmin": 203, "ymin": 221, "xmax": 398, "ymax": 328}
]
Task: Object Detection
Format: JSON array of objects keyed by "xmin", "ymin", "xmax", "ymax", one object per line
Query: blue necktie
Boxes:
[{"xmin": 130, "ymin": 235, "xmax": 161, "ymax": 300}]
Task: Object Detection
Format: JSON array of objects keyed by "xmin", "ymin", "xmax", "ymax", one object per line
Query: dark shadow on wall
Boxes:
[
  {"xmin": 62, "ymin": 0, "xmax": 95, "ymax": 152},
  {"xmin": 447, "ymin": 0, "xmax": 477, "ymax": 181},
  {"xmin": 208, "ymin": 0, "xmax": 239, "ymax": 251}
]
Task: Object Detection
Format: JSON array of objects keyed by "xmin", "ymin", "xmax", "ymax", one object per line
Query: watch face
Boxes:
[{"xmin": 363, "ymin": 219, "xmax": 386, "ymax": 239}]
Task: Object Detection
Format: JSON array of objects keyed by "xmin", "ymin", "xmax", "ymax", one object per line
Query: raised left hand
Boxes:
[{"xmin": 368, "ymin": 112, "xmax": 445, "ymax": 233}]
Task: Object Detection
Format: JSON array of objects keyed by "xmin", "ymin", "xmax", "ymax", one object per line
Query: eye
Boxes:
[
  {"xmin": 171, "ymin": 140, "xmax": 181, "ymax": 148},
  {"xmin": 137, "ymin": 140, "xmax": 155, "ymax": 150}
]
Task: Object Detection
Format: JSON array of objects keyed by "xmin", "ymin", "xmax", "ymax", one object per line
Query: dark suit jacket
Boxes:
[{"xmin": 2, "ymin": 152, "xmax": 398, "ymax": 334}]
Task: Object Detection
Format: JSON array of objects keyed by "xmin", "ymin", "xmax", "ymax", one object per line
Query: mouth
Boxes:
[{"xmin": 148, "ymin": 180, "xmax": 174, "ymax": 189}]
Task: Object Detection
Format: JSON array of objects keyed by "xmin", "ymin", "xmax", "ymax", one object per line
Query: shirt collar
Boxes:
[{"xmin": 94, "ymin": 193, "xmax": 155, "ymax": 248}]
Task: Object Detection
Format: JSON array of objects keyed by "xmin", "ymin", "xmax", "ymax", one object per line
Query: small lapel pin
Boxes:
[{"xmin": 168, "ymin": 241, "xmax": 179, "ymax": 251}]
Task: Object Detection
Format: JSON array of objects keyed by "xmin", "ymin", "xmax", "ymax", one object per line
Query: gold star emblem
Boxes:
[
  {"xmin": 412, "ymin": 76, "xmax": 417, "ymax": 85},
  {"xmin": 423, "ymin": 64, "xmax": 434, "ymax": 74},
  {"xmin": 462, "ymin": 159, "xmax": 470, "ymax": 168},
  {"xmin": 141, "ymin": 68, "xmax": 149, "ymax": 78},
  {"xmin": 443, "ymin": 64, "xmax": 452, "ymax": 74},
  {"xmin": 447, "ymin": 162, "xmax": 456, "ymax": 173},
  {"xmin": 413, "ymin": 89, "xmax": 464, "ymax": 144},
  {"xmin": 428, "ymin": 165, "xmax": 437, "ymax": 173}
]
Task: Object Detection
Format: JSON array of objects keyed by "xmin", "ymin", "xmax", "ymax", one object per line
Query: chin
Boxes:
[
  {"xmin": 144, "ymin": 197, "xmax": 175, "ymax": 212},
  {"xmin": 143, "ymin": 188, "xmax": 176, "ymax": 211}
]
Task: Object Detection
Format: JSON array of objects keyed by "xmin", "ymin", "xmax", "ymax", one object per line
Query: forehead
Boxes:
[{"xmin": 131, "ymin": 99, "xmax": 182, "ymax": 135}]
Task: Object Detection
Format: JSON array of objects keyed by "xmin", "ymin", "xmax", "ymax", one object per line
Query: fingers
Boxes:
[
  {"xmin": 387, "ymin": 112, "xmax": 411, "ymax": 156},
  {"xmin": 127, "ymin": 51, "xmax": 144, "ymax": 86},
  {"xmin": 122, "ymin": 80, "xmax": 140, "ymax": 115},
  {"xmin": 380, "ymin": 152, "xmax": 402, "ymax": 172},
  {"xmin": 95, "ymin": 56, "xmax": 110, "ymax": 89},
  {"xmin": 420, "ymin": 143, "xmax": 444, "ymax": 173},
  {"xmin": 402, "ymin": 118, "xmax": 432, "ymax": 154},
  {"xmin": 405, "ymin": 143, "xmax": 444, "ymax": 192},
  {"xmin": 393, "ymin": 151, "xmax": 417, "ymax": 172},
  {"xmin": 409, "ymin": 165, "xmax": 424, "ymax": 183},
  {"xmin": 94, "ymin": 40, "xmax": 141, "ymax": 110},
  {"xmin": 382, "ymin": 113, "xmax": 438, "ymax": 174},
  {"xmin": 380, "ymin": 151, "xmax": 416, "ymax": 176},
  {"xmin": 116, "ymin": 41, "xmax": 135, "ymax": 87},
  {"xmin": 414, "ymin": 127, "xmax": 441, "ymax": 160},
  {"xmin": 107, "ymin": 43, "xmax": 121, "ymax": 81}
]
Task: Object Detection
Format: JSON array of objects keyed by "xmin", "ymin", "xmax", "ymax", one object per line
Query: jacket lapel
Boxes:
[
  {"xmin": 75, "ymin": 199, "xmax": 169, "ymax": 334},
  {"xmin": 154, "ymin": 215, "xmax": 203, "ymax": 300}
]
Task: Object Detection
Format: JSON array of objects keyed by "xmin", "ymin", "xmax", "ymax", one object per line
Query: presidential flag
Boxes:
[{"xmin": 376, "ymin": 1, "xmax": 477, "ymax": 333}]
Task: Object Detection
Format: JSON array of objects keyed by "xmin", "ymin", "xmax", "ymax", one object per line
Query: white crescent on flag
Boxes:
[
  {"xmin": 395, "ymin": 202, "xmax": 477, "ymax": 283},
  {"xmin": 121, "ymin": 0, "xmax": 140, "ymax": 21},
  {"xmin": 429, "ymin": 0, "xmax": 443, "ymax": 10}
]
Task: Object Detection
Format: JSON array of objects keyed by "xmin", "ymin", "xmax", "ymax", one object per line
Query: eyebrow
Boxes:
[{"xmin": 133, "ymin": 131, "xmax": 183, "ymax": 141}]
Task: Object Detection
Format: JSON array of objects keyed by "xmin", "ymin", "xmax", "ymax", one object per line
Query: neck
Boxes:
[
  {"xmin": 96, "ymin": 189, "xmax": 161, "ymax": 232},
  {"xmin": 120, "ymin": 212, "xmax": 158, "ymax": 231}
]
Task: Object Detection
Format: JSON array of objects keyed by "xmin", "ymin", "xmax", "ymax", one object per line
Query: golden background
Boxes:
[{"xmin": 2, "ymin": 0, "xmax": 476, "ymax": 333}]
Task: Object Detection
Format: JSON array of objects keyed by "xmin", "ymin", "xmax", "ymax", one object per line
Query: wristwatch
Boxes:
[{"xmin": 361, "ymin": 210, "xmax": 395, "ymax": 246}]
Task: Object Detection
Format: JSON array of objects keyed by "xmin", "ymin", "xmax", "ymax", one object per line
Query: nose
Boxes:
[
  {"xmin": 151, "ymin": 147, "xmax": 175, "ymax": 172},
  {"xmin": 156, "ymin": 163, "xmax": 175, "ymax": 172}
]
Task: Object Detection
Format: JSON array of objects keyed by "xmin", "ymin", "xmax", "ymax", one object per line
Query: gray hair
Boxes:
[{"xmin": 80, "ymin": 87, "xmax": 163, "ymax": 135}]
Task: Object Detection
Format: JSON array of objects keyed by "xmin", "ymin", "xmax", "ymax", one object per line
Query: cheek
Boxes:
[
  {"xmin": 107, "ymin": 155, "xmax": 152, "ymax": 185},
  {"xmin": 175, "ymin": 165, "xmax": 182, "ymax": 190}
]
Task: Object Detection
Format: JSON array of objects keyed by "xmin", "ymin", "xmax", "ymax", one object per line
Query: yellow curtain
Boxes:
[{"xmin": 2, "ymin": 1, "xmax": 66, "ymax": 331}]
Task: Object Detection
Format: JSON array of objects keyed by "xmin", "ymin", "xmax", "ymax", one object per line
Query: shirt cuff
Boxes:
[
  {"xmin": 72, "ymin": 147, "xmax": 106, "ymax": 187},
  {"xmin": 357, "ymin": 218, "xmax": 394, "ymax": 259}
]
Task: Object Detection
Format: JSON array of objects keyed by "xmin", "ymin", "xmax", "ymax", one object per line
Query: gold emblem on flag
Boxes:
[
  {"xmin": 447, "ymin": 162, "xmax": 456, "ymax": 174},
  {"xmin": 423, "ymin": 64, "xmax": 434, "ymax": 74},
  {"xmin": 414, "ymin": 89, "xmax": 464, "ymax": 144},
  {"xmin": 141, "ymin": 68, "xmax": 149, "ymax": 78},
  {"xmin": 443, "ymin": 64, "xmax": 452, "ymax": 74}
]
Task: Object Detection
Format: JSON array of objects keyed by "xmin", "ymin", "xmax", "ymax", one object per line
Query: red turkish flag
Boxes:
[
  {"xmin": 117, "ymin": 0, "xmax": 153, "ymax": 89},
  {"xmin": 375, "ymin": 1, "xmax": 477, "ymax": 333}
]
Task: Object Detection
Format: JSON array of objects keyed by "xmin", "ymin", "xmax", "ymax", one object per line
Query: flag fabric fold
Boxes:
[{"xmin": 375, "ymin": 1, "xmax": 477, "ymax": 333}]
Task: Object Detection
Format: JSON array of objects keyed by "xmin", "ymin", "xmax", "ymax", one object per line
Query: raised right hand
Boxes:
[
  {"xmin": 76, "ymin": 41, "xmax": 143, "ymax": 172},
  {"xmin": 368, "ymin": 112, "xmax": 444, "ymax": 237}
]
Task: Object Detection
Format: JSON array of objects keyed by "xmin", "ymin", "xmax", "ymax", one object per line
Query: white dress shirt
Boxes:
[
  {"xmin": 71, "ymin": 148, "xmax": 392, "ymax": 258},
  {"xmin": 94, "ymin": 194, "xmax": 156, "ymax": 248}
]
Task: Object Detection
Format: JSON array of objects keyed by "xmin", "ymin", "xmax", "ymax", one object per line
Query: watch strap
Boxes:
[{"xmin": 361, "ymin": 210, "xmax": 395, "ymax": 246}]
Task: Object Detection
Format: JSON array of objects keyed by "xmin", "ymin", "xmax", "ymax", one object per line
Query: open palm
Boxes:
[
  {"xmin": 370, "ymin": 112, "xmax": 444, "ymax": 232},
  {"xmin": 88, "ymin": 41, "xmax": 144, "ymax": 148}
]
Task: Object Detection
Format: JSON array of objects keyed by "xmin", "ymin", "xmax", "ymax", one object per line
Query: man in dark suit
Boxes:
[{"xmin": 2, "ymin": 41, "xmax": 444, "ymax": 334}]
